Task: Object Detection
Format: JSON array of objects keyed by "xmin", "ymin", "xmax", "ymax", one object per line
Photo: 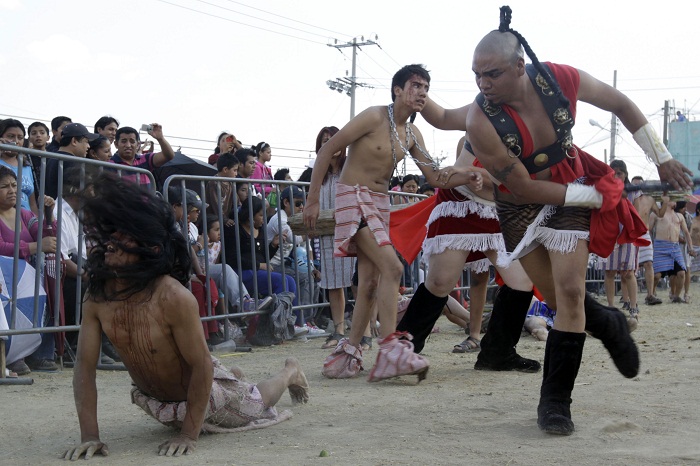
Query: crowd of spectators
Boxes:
[{"xmin": 0, "ymin": 115, "xmax": 335, "ymax": 376}]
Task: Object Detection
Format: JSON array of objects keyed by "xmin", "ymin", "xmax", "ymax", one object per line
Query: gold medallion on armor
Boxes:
[
  {"xmin": 553, "ymin": 108, "xmax": 571, "ymax": 125},
  {"xmin": 535, "ymin": 73, "xmax": 554, "ymax": 96},
  {"xmin": 482, "ymin": 99, "xmax": 502, "ymax": 117},
  {"xmin": 533, "ymin": 153, "xmax": 549, "ymax": 166}
]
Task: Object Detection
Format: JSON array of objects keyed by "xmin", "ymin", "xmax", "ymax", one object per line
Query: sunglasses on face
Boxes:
[{"xmin": 294, "ymin": 200, "xmax": 304, "ymax": 208}]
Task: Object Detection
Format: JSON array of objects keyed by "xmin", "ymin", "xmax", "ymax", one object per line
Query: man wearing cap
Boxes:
[
  {"xmin": 111, "ymin": 124, "xmax": 174, "ymax": 190},
  {"xmin": 45, "ymin": 122, "xmax": 100, "ymax": 199},
  {"xmin": 266, "ymin": 186, "xmax": 319, "ymax": 319}
]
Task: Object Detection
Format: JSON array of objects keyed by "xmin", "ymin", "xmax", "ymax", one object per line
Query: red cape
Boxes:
[{"xmin": 389, "ymin": 196, "xmax": 437, "ymax": 263}]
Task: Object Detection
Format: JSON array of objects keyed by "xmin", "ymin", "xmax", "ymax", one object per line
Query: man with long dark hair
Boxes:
[{"xmin": 64, "ymin": 174, "xmax": 308, "ymax": 460}]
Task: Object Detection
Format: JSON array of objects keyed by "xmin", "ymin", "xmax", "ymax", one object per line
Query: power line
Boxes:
[
  {"xmin": 376, "ymin": 44, "xmax": 402, "ymax": 67},
  {"xmin": 192, "ymin": 0, "xmax": 339, "ymax": 40},
  {"xmin": 219, "ymin": 0, "xmax": 353, "ymax": 39},
  {"xmin": 155, "ymin": 0, "xmax": 327, "ymax": 45}
]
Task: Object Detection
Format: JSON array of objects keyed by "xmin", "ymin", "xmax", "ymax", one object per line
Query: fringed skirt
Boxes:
[
  {"xmin": 422, "ymin": 188, "xmax": 503, "ymax": 273},
  {"xmin": 496, "ymin": 200, "xmax": 590, "ymax": 267}
]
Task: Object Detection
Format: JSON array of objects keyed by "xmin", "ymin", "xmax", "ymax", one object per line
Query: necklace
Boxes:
[{"xmin": 387, "ymin": 104, "xmax": 439, "ymax": 176}]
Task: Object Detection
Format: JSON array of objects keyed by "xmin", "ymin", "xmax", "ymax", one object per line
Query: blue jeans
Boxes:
[{"xmin": 242, "ymin": 269, "xmax": 300, "ymax": 324}]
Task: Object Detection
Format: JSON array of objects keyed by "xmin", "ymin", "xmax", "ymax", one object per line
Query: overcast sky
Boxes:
[{"xmin": 1, "ymin": 0, "xmax": 697, "ymax": 180}]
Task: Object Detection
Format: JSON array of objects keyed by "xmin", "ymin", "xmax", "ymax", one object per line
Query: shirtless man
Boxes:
[
  {"xmin": 630, "ymin": 176, "xmax": 667, "ymax": 305},
  {"xmin": 649, "ymin": 200, "xmax": 695, "ymax": 302},
  {"xmin": 304, "ymin": 64, "xmax": 482, "ymax": 382},
  {"xmin": 463, "ymin": 7, "xmax": 691, "ymax": 435},
  {"xmin": 64, "ymin": 174, "xmax": 308, "ymax": 460}
]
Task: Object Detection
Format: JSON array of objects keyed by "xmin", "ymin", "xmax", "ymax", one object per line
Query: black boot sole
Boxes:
[
  {"xmin": 538, "ymin": 401, "xmax": 575, "ymax": 435},
  {"xmin": 474, "ymin": 354, "xmax": 541, "ymax": 373}
]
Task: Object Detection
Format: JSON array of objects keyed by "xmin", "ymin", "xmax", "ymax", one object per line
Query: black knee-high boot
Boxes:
[
  {"xmin": 537, "ymin": 329, "xmax": 586, "ymax": 435},
  {"xmin": 396, "ymin": 283, "xmax": 448, "ymax": 354},
  {"xmin": 583, "ymin": 293, "xmax": 639, "ymax": 378},
  {"xmin": 475, "ymin": 285, "xmax": 541, "ymax": 373}
]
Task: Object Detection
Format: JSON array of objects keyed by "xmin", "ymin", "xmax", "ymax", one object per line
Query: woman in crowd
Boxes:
[
  {"xmin": 87, "ymin": 135, "xmax": 112, "ymax": 161},
  {"xmin": 0, "ymin": 119, "xmax": 40, "ymax": 215},
  {"xmin": 392, "ymin": 174, "xmax": 420, "ymax": 205},
  {"xmin": 0, "ymin": 166, "xmax": 58, "ymax": 375},
  {"xmin": 251, "ymin": 141, "xmax": 273, "ymax": 197},
  {"xmin": 208, "ymin": 132, "xmax": 240, "ymax": 166}
]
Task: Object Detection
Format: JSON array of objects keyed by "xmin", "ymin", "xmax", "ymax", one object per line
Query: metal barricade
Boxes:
[
  {"xmin": 0, "ymin": 144, "xmax": 155, "ymax": 383},
  {"xmin": 163, "ymin": 176, "xmax": 322, "ymax": 335}
]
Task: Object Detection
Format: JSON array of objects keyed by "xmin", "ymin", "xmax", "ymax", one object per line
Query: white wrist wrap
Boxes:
[
  {"xmin": 564, "ymin": 184, "xmax": 603, "ymax": 209},
  {"xmin": 632, "ymin": 123, "xmax": 673, "ymax": 166}
]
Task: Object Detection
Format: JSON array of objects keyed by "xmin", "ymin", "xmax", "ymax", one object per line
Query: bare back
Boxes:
[
  {"xmin": 633, "ymin": 194, "xmax": 658, "ymax": 228},
  {"xmin": 92, "ymin": 276, "xmax": 205, "ymax": 402},
  {"xmin": 339, "ymin": 106, "xmax": 409, "ymax": 194}
]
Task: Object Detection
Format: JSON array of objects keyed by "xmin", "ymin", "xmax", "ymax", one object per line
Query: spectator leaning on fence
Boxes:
[{"xmin": 0, "ymin": 165, "xmax": 59, "ymax": 375}]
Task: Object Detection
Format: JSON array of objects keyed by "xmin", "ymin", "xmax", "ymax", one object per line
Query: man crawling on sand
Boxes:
[{"xmin": 63, "ymin": 174, "xmax": 308, "ymax": 460}]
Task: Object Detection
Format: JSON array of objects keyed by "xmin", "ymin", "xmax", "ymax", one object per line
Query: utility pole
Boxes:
[
  {"xmin": 663, "ymin": 100, "xmax": 670, "ymax": 146},
  {"xmin": 326, "ymin": 36, "xmax": 378, "ymax": 119},
  {"xmin": 609, "ymin": 70, "xmax": 618, "ymax": 161}
]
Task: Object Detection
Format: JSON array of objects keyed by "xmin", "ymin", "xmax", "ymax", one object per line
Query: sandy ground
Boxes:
[{"xmin": 3, "ymin": 284, "xmax": 700, "ymax": 466}]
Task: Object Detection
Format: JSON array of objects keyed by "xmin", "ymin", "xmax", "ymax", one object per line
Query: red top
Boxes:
[{"xmin": 495, "ymin": 63, "xmax": 648, "ymax": 256}]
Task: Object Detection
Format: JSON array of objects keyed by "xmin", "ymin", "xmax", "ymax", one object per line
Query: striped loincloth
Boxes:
[
  {"xmin": 601, "ymin": 242, "xmax": 638, "ymax": 271},
  {"xmin": 495, "ymin": 199, "xmax": 590, "ymax": 267},
  {"xmin": 637, "ymin": 232, "xmax": 653, "ymax": 264},
  {"xmin": 131, "ymin": 358, "xmax": 291, "ymax": 434},
  {"xmin": 318, "ymin": 174, "xmax": 356, "ymax": 289},
  {"xmin": 334, "ymin": 183, "xmax": 391, "ymax": 257},
  {"xmin": 422, "ymin": 187, "xmax": 503, "ymax": 273},
  {"xmin": 652, "ymin": 239, "xmax": 686, "ymax": 274}
]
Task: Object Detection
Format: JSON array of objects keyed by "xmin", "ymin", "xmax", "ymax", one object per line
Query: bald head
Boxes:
[{"xmin": 474, "ymin": 31, "xmax": 523, "ymax": 65}]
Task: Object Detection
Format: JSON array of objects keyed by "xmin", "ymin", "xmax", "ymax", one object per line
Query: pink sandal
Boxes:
[
  {"xmin": 367, "ymin": 332, "xmax": 429, "ymax": 383},
  {"xmin": 322, "ymin": 338, "xmax": 364, "ymax": 379}
]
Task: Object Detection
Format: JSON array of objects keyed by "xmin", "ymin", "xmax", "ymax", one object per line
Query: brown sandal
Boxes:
[
  {"xmin": 452, "ymin": 336, "xmax": 481, "ymax": 353},
  {"xmin": 322, "ymin": 332, "xmax": 344, "ymax": 349}
]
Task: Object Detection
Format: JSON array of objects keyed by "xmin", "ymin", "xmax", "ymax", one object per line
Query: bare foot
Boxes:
[
  {"xmin": 229, "ymin": 365, "xmax": 247, "ymax": 382},
  {"xmin": 531, "ymin": 328, "xmax": 549, "ymax": 341},
  {"xmin": 285, "ymin": 357, "xmax": 309, "ymax": 404}
]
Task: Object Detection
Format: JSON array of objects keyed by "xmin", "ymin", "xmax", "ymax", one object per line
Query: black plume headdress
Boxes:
[{"xmin": 498, "ymin": 6, "xmax": 569, "ymax": 108}]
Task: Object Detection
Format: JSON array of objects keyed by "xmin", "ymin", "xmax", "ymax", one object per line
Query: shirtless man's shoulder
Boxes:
[{"xmin": 340, "ymin": 105, "xmax": 403, "ymax": 192}]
